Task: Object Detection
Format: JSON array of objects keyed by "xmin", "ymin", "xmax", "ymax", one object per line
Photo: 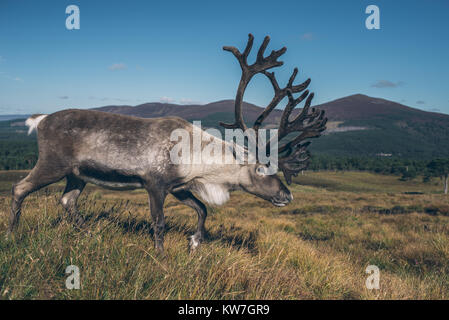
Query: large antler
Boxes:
[{"xmin": 222, "ymin": 34, "xmax": 327, "ymax": 184}]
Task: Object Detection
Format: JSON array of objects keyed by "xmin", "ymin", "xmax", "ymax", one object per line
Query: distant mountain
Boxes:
[
  {"xmin": 2, "ymin": 95, "xmax": 447, "ymax": 160},
  {"xmin": 93, "ymin": 100, "xmax": 281, "ymax": 125},
  {"xmin": 0, "ymin": 114, "xmax": 30, "ymax": 122},
  {"xmin": 309, "ymin": 95, "xmax": 449, "ymax": 159},
  {"xmin": 93, "ymin": 94, "xmax": 449, "ymax": 159},
  {"xmin": 93, "ymin": 94, "xmax": 449, "ymax": 124},
  {"xmin": 315, "ymin": 94, "xmax": 447, "ymax": 122}
]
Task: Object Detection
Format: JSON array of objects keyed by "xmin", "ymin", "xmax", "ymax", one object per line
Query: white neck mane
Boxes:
[{"xmin": 192, "ymin": 182, "xmax": 230, "ymax": 206}]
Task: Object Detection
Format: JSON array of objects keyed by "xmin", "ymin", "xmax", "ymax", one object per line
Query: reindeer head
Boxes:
[{"xmin": 221, "ymin": 34, "xmax": 327, "ymax": 206}]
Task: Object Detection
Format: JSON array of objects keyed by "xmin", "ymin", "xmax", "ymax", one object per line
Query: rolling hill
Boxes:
[
  {"xmin": 92, "ymin": 94, "xmax": 449, "ymax": 159},
  {"xmin": 1, "ymin": 94, "xmax": 448, "ymax": 160}
]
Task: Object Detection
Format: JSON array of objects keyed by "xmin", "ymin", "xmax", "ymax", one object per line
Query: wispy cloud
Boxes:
[
  {"xmin": 114, "ymin": 98, "xmax": 130, "ymax": 102},
  {"xmin": 89, "ymin": 96, "xmax": 112, "ymax": 101},
  {"xmin": 160, "ymin": 96, "xmax": 176, "ymax": 103},
  {"xmin": 0, "ymin": 105, "xmax": 27, "ymax": 113},
  {"xmin": 300, "ymin": 33, "xmax": 315, "ymax": 41},
  {"xmin": 416, "ymin": 100, "xmax": 425, "ymax": 105},
  {"xmin": 108, "ymin": 63, "xmax": 127, "ymax": 71},
  {"xmin": 371, "ymin": 80, "xmax": 404, "ymax": 88},
  {"xmin": 428, "ymin": 107, "xmax": 440, "ymax": 112},
  {"xmin": 59, "ymin": 96, "xmax": 69, "ymax": 100},
  {"xmin": 89, "ymin": 96, "xmax": 142, "ymax": 104},
  {"xmin": 2, "ymin": 72, "xmax": 24, "ymax": 82},
  {"xmin": 179, "ymin": 98, "xmax": 202, "ymax": 105}
]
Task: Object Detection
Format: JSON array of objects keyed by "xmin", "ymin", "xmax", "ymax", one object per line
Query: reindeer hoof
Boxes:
[
  {"xmin": 71, "ymin": 215, "xmax": 86, "ymax": 228},
  {"xmin": 154, "ymin": 241, "xmax": 165, "ymax": 254},
  {"xmin": 189, "ymin": 235, "xmax": 202, "ymax": 252}
]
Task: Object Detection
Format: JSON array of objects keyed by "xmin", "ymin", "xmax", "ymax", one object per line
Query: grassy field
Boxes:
[{"xmin": 0, "ymin": 170, "xmax": 448, "ymax": 299}]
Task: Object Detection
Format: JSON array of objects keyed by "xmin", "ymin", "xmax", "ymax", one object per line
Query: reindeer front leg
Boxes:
[
  {"xmin": 172, "ymin": 190, "xmax": 207, "ymax": 251},
  {"xmin": 147, "ymin": 188, "xmax": 167, "ymax": 253}
]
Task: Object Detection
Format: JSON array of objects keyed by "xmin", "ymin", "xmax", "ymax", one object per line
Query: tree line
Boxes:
[
  {"xmin": 0, "ymin": 140, "xmax": 448, "ymax": 193},
  {"xmin": 309, "ymin": 155, "xmax": 449, "ymax": 193}
]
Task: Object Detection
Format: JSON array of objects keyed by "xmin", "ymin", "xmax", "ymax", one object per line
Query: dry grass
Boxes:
[{"xmin": 0, "ymin": 171, "xmax": 448, "ymax": 299}]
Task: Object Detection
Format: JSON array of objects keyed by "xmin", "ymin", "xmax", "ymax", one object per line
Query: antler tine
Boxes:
[
  {"xmin": 242, "ymin": 34, "xmax": 254, "ymax": 61},
  {"xmin": 253, "ymin": 69, "xmax": 310, "ymax": 132},
  {"xmin": 223, "ymin": 34, "xmax": 254, "ymax": 68},
  {"xmin": 290, "ymin": 94, "xmax": 323, "ymax": 131},
  {"xmin": 262, "ymin": 71, "xmax": 281, "ymax": 93},
  {"xmin": 257, "ymin": 36, "xmax": 270, "ymax": 63},
  {"xmin": 278, "ymin": 90, "xmax": 310, "ymax": 137},
  {"xmin": 253, "ymin": 71, "xmax": 282, "ymax": 132},
  {"xmin": 287, "ymin": 68, "xmax": 298, "ymax": 87}
]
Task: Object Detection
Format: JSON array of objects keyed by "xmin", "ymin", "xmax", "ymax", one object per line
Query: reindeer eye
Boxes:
[{"xmin": 256, "ymin": 166, "xmax": 267, "ymax": 176}]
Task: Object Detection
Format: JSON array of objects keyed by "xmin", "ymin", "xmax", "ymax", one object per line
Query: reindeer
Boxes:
[{"xmin": 9, "ymin": 34, "xmax": 327, "ymax": 252}]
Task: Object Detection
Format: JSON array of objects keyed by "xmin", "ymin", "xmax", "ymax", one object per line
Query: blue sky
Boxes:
[{"xmin": 0, "ymin": 0, "xmax": 448, "ymax": 115}]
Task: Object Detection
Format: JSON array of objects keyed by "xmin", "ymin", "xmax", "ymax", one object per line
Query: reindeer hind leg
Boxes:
[
  {"xmin": 60, "ymin": 174, "xmax": 86, "ymax": 227},
  {"xmin": 9, "ymin": 162, "xmax": 68, "ymax": 234}
]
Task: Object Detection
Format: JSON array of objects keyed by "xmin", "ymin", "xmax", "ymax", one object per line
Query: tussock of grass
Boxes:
[{"xmin": 0, "ymin": 171, "xmax": 448, "ymax": 299}]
